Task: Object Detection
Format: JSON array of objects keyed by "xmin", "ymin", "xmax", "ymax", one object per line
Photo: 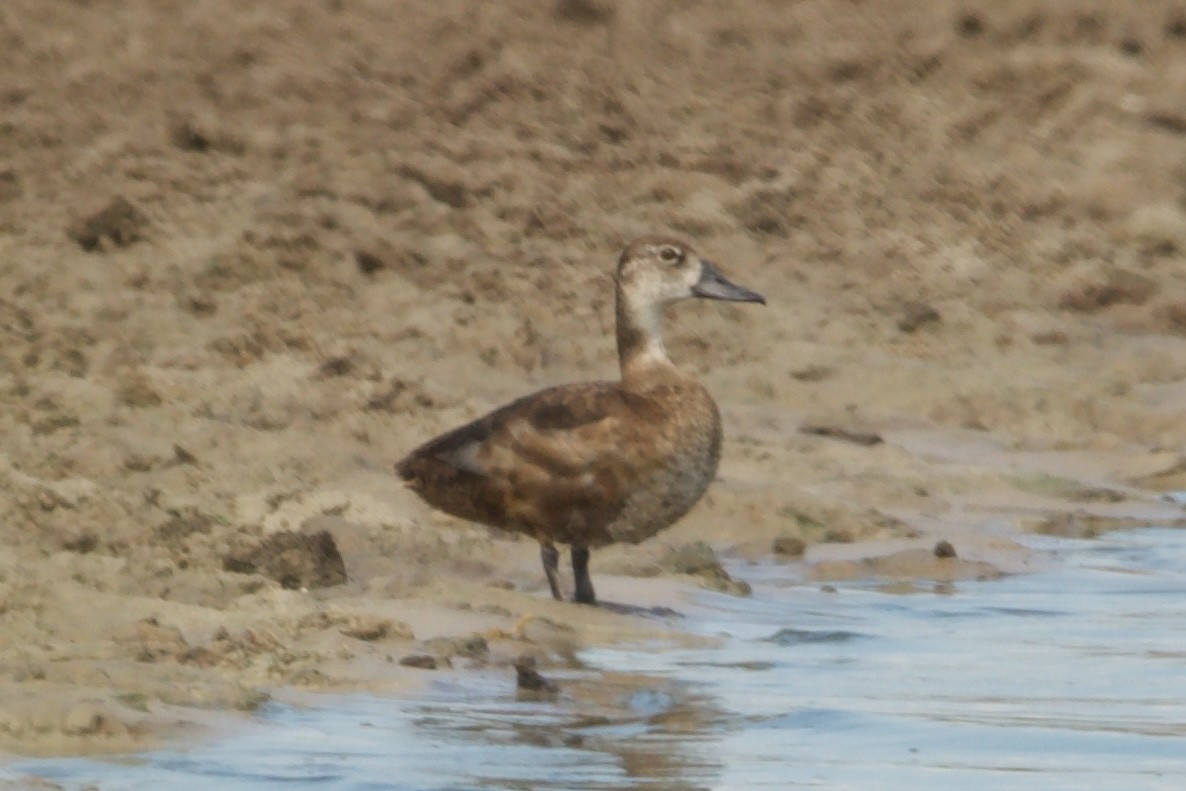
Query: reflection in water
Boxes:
[
  {"xmin": 407, "ymin": 670, "xmax": 726, "ymax": 790},
  {"xmin": 4, "ymin": 525, "xmax": 1186, "ymax": 789}
]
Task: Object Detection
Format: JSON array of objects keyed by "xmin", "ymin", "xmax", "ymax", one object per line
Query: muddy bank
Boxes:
[{"xmin": 3, "ymin": 0, "xmax": 1186, "ymax": 756}]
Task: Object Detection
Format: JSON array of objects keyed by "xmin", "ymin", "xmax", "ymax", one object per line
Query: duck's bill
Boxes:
[{"xmin": 692, "ymin": 261, "xmax": 766, "ymax": 304}]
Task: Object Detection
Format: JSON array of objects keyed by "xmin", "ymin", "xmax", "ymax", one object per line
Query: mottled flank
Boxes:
[{"xmin": 397, "ymin": 236, "xmax": 763, "ymax": 604}]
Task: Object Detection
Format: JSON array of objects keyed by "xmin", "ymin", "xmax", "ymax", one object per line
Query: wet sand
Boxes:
[{"xmin": 3, "ymin": 0, "xmax": 1186, "ymax": 756}]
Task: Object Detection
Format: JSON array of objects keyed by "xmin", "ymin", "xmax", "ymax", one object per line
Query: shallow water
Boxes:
[{"xmin": 6, "ymin": 524, "xmax": 1186, "ymax": 790}]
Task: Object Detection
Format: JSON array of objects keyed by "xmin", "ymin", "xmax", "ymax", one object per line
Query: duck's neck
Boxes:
[{"xmin": 616, "ymin": 283, "xmax": 678, "ymax": 387}]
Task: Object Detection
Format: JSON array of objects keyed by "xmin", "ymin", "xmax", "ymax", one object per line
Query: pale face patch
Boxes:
[{"xmin": 617, "ymin": 241, "xmax": 704, "ymax": 306}]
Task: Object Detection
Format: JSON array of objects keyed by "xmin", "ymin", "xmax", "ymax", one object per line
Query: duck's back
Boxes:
[{"xmin": 396, "ymin": 376, "xmax": 722, "ymax": 547}]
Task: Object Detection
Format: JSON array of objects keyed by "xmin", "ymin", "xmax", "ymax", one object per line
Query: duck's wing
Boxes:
[{"xmin": 396, "ymin": 383, "xmax": 665, "ymax": 535}]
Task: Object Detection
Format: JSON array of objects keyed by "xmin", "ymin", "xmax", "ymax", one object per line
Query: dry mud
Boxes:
[{"xmin": 3, "ymin": 0, "xmax": 1186, "ymax": 755}]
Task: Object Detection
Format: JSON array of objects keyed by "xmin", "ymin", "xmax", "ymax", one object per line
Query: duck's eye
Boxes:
[{"xmin": 659, "ymin": 247, "xmax": 683, "ymax": 264}]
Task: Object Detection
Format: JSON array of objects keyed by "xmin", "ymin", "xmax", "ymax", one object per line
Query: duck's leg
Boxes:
[
  {"xmin": 571, "ymin": 545, "xmax": 596, "ymax": 605},
  {"xmin": 540, "ymin": 542, "xmax": 563, "ymax": 601}
]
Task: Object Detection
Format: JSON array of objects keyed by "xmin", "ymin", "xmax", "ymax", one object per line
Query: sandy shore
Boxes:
[{"xmin": 3, "ymin": 0, "xmax": 1186, "ymax": 756}]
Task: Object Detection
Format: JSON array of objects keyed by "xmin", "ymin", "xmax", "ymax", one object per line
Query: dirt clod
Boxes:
[
  {"xmin": 399, "ymin": 654, "xmax": 439, "ymax": 669},
  {"xmin": 933, "ymin": 540, "xmax": 958, "ymax": 559},
  {"xmin": 772, "ymin": 535, "xmax": 807, "ymax": 558},
  {"xmin": 514, "ymin": 655, "xmax": 559, "ymax": 697},
  {"xmin": 354, "ymin": 249, "xmax": 387, "ymax": 275},
  {"xmin": 68, "ymin": 197, "xmax": 148, "ymax": 251},
  {"xmin": 167, "ymin": 115, "xmax": 245, "ymax": 154},
  {"xmin": 223, "ymin": 531, "xmax": 348, "ymax": 590},
  {"xmin": 663, "ymin": 542, "xmax": 751, "ymax": 596},
  {"xmin": 897, "ymin": 301, "xmax": 942, "ymax": 333}
]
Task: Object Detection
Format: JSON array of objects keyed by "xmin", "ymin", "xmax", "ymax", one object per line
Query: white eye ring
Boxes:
[{"xmin": 660, "ymin": 246, "xmax": 682, "ymax": 263}]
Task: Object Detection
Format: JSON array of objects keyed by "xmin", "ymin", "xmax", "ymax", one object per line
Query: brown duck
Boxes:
[{"xmin": 396, "ymin": 236, "xmax": 764, "ymax": 604}]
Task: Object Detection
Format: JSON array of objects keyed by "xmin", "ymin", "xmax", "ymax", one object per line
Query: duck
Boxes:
[{"xmin": 396, "ymin": 235, "xmax": 764, "ymax": 605}]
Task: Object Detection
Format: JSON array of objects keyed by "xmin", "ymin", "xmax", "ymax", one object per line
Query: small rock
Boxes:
[
  {"xmin": 514, "ymin": 655, "xmax": 559, "ymax": 697},
  {"xmin": 61, "ymin": 531, "xmax": 99, "ymax": 554},
  {"xmin": 933, "ymin": 540, "xmax": 958, "ymax": 559},
  {"xmin": 316, "ymin": 355, "xmax": 356, "ymax": 378},
  {"xmin": 68, "ymin": 196, "xmax": 148, "ymax": 251},
  {"xmin": 664, "ymin": 541, "xmax": 721, "ymax": 576},
  {"xmin": 167, "ymin": 115, "xmax": 245, "ymax": 154},
  {"xmin": 354, "ymin": 249, "xmax": 387, "ymax": 275},
  {"xmin": 172, "ymin": 444, "xmax": 198, "ymax": 465},
  {"xmin": 772, "ymin": 535, "xmax": 807, "ymax": 558},
  {"xmin": 897, "ymin": 301, "xmax": 941, "ymax": 333},
  {"xmin": 799, "ymin": 423, "xmax": 883, "ymax": 446},
  {"xmin": 399, "ymin": 654, "xmax": 439, "ymax": 669},
  {"xmin": 663, "ymin": 542, "xmax": 751, "ymax": 596}
]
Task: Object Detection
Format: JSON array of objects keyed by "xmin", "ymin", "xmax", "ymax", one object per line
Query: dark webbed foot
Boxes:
[
  {"xmin": 540, "ymin": 542, "xmax": 563, "ymax": 601},
  {"xmin": 571, "ymin": 545, "xmax": 596, "ymax": 605}
]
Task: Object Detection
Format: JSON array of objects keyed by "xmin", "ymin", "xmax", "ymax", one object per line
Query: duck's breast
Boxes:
[{"xmin": 604, "ymin": 382, "xmax": 722, "ymax": 545}]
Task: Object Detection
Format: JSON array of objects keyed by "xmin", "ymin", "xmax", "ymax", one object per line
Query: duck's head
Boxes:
[{"xmin": 615, "ymin": 235, "xmax": 765, "ymax": 307}]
